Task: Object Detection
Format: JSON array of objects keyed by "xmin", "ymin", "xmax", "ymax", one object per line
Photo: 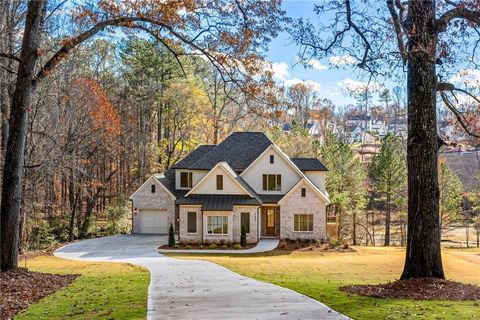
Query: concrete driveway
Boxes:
[{"xmin": 55, "ymin": 235, "xmax": 347, "ymax": 320}]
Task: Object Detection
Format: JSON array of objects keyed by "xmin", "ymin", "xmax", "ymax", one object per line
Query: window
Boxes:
[
  {"xmin": 216, "ymin": 174, "xmax": 223, "ymax": 190},
  {"xmin": 180, "ymin": 172, "xmax": 193, "ymax": 188},
  {"xmin": 270, "ymin": 155, "xmax": 274, "ymax": 164},
  {"xmin": 187, "ymin": 212, "xmax": 197, "ymax": 233},
  {"xmin": 294, "ymin": 214, "xmax": 314, "ymax": 232},
  {"xmin": 151, "ymin": 184, "xmax": 156, "ymax": 193},
  {"xmin": 241, "ymin": 212, "xmax": 250, "ymax": 233},
  {"xmin": 301, "ymin": 188, "xmax": 306, "ymax": 197},
  {"xmin": 207, "ymin": 216, "xmax": 228, "ymax": 234},
  {"xmin": 262, "ymin": 174, "xmax": 281, "ymax": 191}
]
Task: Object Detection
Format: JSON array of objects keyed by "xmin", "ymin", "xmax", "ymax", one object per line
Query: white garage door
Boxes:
[{"xmin": 138, "ymin": 209, "xmax": 168, "ymax": 234}]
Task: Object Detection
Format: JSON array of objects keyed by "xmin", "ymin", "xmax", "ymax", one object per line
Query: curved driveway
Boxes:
[{"xmin": 55, "ymin": 235, "xmax": 347, "ymax": 320}]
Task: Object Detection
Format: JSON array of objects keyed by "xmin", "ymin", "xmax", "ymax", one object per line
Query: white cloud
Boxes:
[
  {"xmin": 271, "ymin": 62, "xmax": 290, "ymax": 81},
  {"xmin": 329, "ymin": 55, "xmax": 356, "ymax": 66},
  {"xmin": 449, "ymin": 69, "xmax": 480, "ymax": 87},
  {"xmin": 284, "ymin": 78, "xmax": 322, "ymax": 93},
  {"xmin": 306, "ymin": 59, "xmax": 328, "ymax": 71},
  {"xmin": 338, "ymin": 78, "xmax": 381, "ymax": 93}
]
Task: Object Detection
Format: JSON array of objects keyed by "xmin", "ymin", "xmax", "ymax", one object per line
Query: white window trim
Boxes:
[
  {"xmin": 206, "ymin": 215, "xmax": 229, "ymax": 235},
  {"xmin": 293, "ymin": 214, "xmax": 314, "ymax": 232},
  {"xmin": 186, "ymin": 211, "xmax": 198, "ymax": 234},
  {"xmin": 179, "ymin": 171, "xmax": 193, "ymax": 190}
]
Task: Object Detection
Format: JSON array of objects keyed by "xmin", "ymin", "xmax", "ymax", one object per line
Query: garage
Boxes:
[{"xmin": 138, "ymin": 209, "xmax": 169, "ymax": 234}]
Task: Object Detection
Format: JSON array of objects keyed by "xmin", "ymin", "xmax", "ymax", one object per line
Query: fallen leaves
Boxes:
[{"xmin": 0, "ymin": 268, "xmax": 78, "ymax": 319}]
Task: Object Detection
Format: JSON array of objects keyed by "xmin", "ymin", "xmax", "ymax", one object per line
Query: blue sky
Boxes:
[{"xmin": 266, "ymin": 1, "xmax": 364, "ymax": 106}]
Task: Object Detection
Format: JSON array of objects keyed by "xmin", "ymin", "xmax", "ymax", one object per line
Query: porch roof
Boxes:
[{"xmin": 176, "ymin": 195, "xmax": 260, "ymax": 211}]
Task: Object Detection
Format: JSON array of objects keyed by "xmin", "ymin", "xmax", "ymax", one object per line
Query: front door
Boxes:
[{"xmin": 265, "ymin": 208, "xmax": 276, "ymax": 235}]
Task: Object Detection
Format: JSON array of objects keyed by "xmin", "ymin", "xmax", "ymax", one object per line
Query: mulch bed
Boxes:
[
  {"xmin": 341, "ymin": 278, "xmax": 480, "ymax": 301},
  {"xmin": 277, "ymin": 240, "xmax": 356, "ymax": 253},
  {"xmin": 159, "ymin": 243, "xmax": 256, "ymax": 250},
  {"xmin": 0, "ymin": 268, "xmax": 78, "ymax": 319}
]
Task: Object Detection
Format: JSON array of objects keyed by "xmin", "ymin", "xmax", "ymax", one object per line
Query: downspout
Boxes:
[
  {"xmin": 201, "ymin": 210, "xmax": 204, "ymax": 244},
  {"xmin": 129, "ymin": 199, "xmax": 134, "ymax": 234}
]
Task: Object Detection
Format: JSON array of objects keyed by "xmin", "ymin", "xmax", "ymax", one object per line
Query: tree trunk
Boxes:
[
  {"xmin": 384, "ymin": 192, "xmax": 391, "ymax": 246},
  {"xmin": 401, "ymin": 0, "xmax": 444, "ymax": 279},
  {"xmin": 352, "ymin": 210, "xmax": 357, "ymax": 245},
  {"xmin": 0, "ymin": 0, "xmax": 46, "ymax": 271},
  {"xmin": 81, "ymin": 188, "xmax": 94, "ymax": 238}
]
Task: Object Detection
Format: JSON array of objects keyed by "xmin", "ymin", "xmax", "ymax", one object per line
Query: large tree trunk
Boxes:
[
  {"xmin": 401, "ymin": 0, "xmax": 444, "ymax": 279},
  {"xmin": 0, "ymin": 0, "xmax": 46, "ymax": 271}
]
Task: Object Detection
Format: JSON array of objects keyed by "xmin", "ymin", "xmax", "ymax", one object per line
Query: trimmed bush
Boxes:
[
  {"xmin": 198, "ymin": 245, "xmax": 205, "ymax": 249},
  {"xmin": 234, "ymin": 244, "xmax": 242, "ymax": 250},
  {"xmin": 240, "ymin": 225, "xmax": 247, "ymax": 247},
  {"xmin": 168, "ymin": 224, "xmax": 175, "ymax": 247},
  {"xmin": 184, "ymin": 245, "xmax": 191, "ymax": 249},
  {"xmin": 221, "ymin": 244, "xmax": 228, "ymax": 249},
  {"xmin": 209, "ymin": 244, "xmax": 218, "ymax": 249}
]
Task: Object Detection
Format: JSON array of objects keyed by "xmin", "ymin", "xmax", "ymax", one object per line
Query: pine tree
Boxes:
[
  {"xmin": 240, "ymin": 226, "xmax": 247, "ymax": 247},
  {"xmin": 168, "ymin": 224, "xmax": 175, "ymax": 247},
  {"xmin": 438, "ymin": 161, "xmax": 463, "ymax": 230},
  {"xmin": 370, "ymin": 133, "xmax": 407, "ymax": 246}
]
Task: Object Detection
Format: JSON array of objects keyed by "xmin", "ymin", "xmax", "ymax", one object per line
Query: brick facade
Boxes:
[
  {"xmin": 130, "ymin": 177, "xmax": 176, "ymax": 233},
  {"xmin": 279, "ymin": 180, "xmax": 327, "ymax": 241}
]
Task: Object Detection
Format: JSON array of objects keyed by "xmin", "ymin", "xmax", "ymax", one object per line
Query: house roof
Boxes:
[
  {"xmin": 176, "ymin": 195, "xmax": 260, "ymax": 211},
  {"xmin": 155, "ymin": 170, "xmax": 188, "ymax": 198},
  {"xmin": 290, "ymin": 158, "xmax": 328, "ymax": 171},
  {"xmin": 257, "ymin": 194, "xmax": 285, "ymax": 203},
  {"xmin": 188, "ymin": 132, "xmax": 272, "ymax": 171},
  {"xmin": 171, "ymin": 145, "xmax": 216, "ymax": 169}
]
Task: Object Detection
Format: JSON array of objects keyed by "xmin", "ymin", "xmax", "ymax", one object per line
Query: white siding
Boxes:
[
  {"xmin": 190, "ymin": 165, "xmax": 248, "ymax": 195},
  {"xmin": 241, "ymin": 146, "xmax": 301, "ymax": 194},
  {"xmin": 305, "ymin": 171, "xmax": 326, "ymax": 192},
  {"xmin": 175, "ymin": 170, "xmax": 208, "ymax": 189}
]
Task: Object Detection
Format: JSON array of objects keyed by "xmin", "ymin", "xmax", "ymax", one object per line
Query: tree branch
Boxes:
[
  {"xmin": 436, "ymin": 5, "xmax": 480, "ymax": 33},
  {"xmin": 345, "ymin": 0, "xmax": 371, "ymax": 68},
  {"xmin": 439, "ymin": 91, "xmax": 480, "ymax": 139},
  {"xmin": 386, "ymin": 0, "xmax": 407, "ymax": 65},
  {"xmin": 0, "ymin": 52, "xmax": 21, "ymax": 62}
]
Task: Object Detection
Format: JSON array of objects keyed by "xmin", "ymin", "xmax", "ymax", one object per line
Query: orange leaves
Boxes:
[{"xmin": 74, "ymin": 78, "xmax": 120, "ymax": 139}]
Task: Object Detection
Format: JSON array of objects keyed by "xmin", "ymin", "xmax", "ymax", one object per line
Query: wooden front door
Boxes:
[{"xmin": 265, "ymin": 208, "xmax": 276, "ymax": 235}]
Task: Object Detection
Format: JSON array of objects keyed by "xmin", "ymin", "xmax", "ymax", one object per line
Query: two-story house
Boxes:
[{"xmin": 130, "ymin": 132, "xmax": 330, "ymax": 244}]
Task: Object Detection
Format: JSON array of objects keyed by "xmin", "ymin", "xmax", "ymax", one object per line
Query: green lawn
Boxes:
[
  {"xmin": 16, "ymin": 256, "xmax": 149, "ymax": 320},
  {"xmin": 168, "ymin": 247, "xmax": 480, "ymax": 320}
]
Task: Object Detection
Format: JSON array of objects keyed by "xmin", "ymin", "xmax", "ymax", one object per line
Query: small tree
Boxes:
[
  {"xmin": 168, "ymin": 224, "xmax": 175, "ymax": 247},
  {"xmin": 240, "ymin": 225, "xmax": 247, "ymax": 247},
  {"xmin": 473, "ymin": 217, "xmax": 480, "ymax": 248},
  {"xmin": 438, "ymin": 161, "xmax": 463, "ymax": 230}
]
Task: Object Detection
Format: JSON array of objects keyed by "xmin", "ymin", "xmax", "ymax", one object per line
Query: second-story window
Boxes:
[
  {"xmin": 216, "ymin": 174, "xmax": 223, "ymax": 190},
  {"xmin": 270, "ymin": 155, "xmax": 274, "ymax": 164},
  {"xmin": 151, "ymin": 184, "xmax": 156, "ymax": 193},
  {"xmin": 180, "ymin": 172, "xmax": 193, "ymax": 188},
  {"xmin": 262, "ymin": 174, "xmax": 281, "ymax": 191},
  {"xmin": 301, "ymin": 188, "xmax": 306, "ymax": 197}
]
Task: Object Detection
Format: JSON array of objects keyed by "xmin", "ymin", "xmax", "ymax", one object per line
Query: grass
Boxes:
[
  {"xmin": 167, "ymin": 246, "xmax": 480, "ymax": 320},
  {"xmin": 16, "ymin": 256, "xmax": 149, "ymax": 320}
]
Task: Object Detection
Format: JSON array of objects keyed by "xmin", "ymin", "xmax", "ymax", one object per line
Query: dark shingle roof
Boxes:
[
  {"xmin": 171, "ymin": 145, "xmax": 216, "ymax": 169},
  {"xmin": 257, "ymin": 194, "xmax": 285, "ymax": 203},
  {"xmin": 156, "ymin": 170, "xmax": 188, "ymax": 198},
  {"xmin": 176, "ymin": 195, "xmax": 260, "ymax": 211},
  {"xmin": 188, "ymin": 132, "xmax": 272, "ymax": 171},
  {"xmin": 291, "ymin": 158, "xmax": 328, "ymax": 171}
]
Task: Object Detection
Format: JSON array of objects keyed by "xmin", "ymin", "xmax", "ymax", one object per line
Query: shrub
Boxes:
[
  {"xmin": 198, "ymin": 245, "xmax": 205, "ymax": 249},
  {"xmin": 221, "ymin": 244, "xmax": 228, "ymax": 249},
  {"xmin": 103, "ymin": 196, "xmax": 131, "ymax": 236},
  {"xmin": 234, "ymin": 244, "xmax": 242, "ymax": 250},
  {"xmin": 341, "ymin": 242, "xmax": 350, "ymax": 249},
  {"xmin": 240, "ymin": 225, "xmax": 247, "ymax": 247},
  {"xmin": 184, "ymin": 245, "xmax": 191, "ymax": 249},
  {"xmin": 329, "ymin": 238, "xmax": 340, "ymax": 249},
  {"xmin": 209, "ymin": 244, "xmax": 218, "ymax": 249},
  {"xmin": 173, "ymin": 244, "xmax": 179, "ymax": 249},
  {"xmin": 168, "ymin": 224, "xmax": 175, "ymax": 247}
]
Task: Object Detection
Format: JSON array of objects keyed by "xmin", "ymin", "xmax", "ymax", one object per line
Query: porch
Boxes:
[{"xmin": 260, "ymin": 206, "xmax": 280, "ymax": 238}]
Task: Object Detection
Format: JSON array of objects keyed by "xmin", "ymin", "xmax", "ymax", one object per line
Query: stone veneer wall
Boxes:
[
  {"xmin": 131, "ymin": 177, "xmax": 176, "ymax": 233},
  {"xmin": 279, "ymin": 180, "xmax": 327, "ymax": 241}
]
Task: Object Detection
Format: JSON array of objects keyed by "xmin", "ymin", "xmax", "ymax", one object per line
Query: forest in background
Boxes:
[{"xmin": 1, "ymin": 1, "xmax": 479, "ymax": 253}]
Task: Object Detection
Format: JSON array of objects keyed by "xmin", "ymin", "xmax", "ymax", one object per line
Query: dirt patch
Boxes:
[
  {"xmin": 18, "ymin": 241, "xmax": 74, "ymax": 260},
  {"xmin": 0, "ymin": 268, "xmax": 78, "ymax": 319},
  {"xmin": 341, "ymin": 278, "xmax": 480, "ymax": 301}
]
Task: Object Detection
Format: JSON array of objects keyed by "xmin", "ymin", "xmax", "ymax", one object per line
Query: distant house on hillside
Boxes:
[{"xmin": 130, "ymin": 132, "xmax": 332, "ymax": 244}]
